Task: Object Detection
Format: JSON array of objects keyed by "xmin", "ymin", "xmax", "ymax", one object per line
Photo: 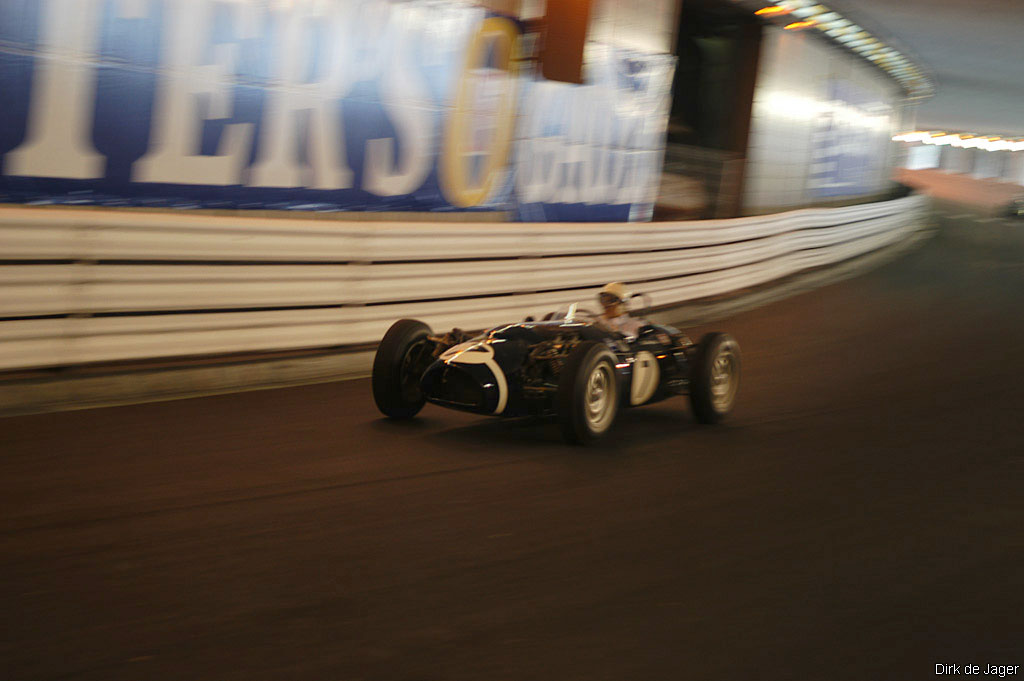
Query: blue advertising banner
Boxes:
[
  {"xmin": 0, "ymin": 0, "xmax": 672, "ymax": 221},
  {"xmin": 807, "ymin": 79, "xmax": 891, "ymax": 198},
  {"xmin": 513, "ymin": 44, "xmax": 674, "ymax": 222}
]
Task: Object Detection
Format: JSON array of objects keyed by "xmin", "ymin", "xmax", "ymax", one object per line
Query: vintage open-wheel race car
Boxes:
[{"xmin": 371, "ymin": 301, "xmax": 740, "ymax": 444}]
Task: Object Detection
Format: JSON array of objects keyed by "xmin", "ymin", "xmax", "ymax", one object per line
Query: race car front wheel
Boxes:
[
  {"xmin": 558, "ymin": 341, "xmax": 620, "ymax": 444},
  {"xmin": 690, "ymin": 332, "xmax": 740, "ymax": 424},
  {"xmin": 372, "ymin": 319, "xmax": 433, "ymax": 419}
]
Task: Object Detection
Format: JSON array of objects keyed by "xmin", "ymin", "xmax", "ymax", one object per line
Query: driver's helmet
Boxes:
[{"xmin": 598, "ymin": 281, "xmax": 630, "ymax": 309}]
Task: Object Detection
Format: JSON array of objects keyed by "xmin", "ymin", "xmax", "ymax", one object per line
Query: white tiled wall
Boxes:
[
  {"xmin": 744, "ymin": 28, "xmax": 903, "ymax": 212},
  {"xmin": 1004, "ymin": 153, "xmax": 1024, "ymax": 186},
  {"xmin": 589, "ymin": 0, "xmax": 678, "ymax": 55},
  {"xmin": 941, "ymin": 146, "xmax": 974, "ymax": 174},
  {"xmin": 914, "ymin": 147, "xmax": 1024, "ymax": 186},
  {"xmin": 972, "ymin": 150, "xmax": 1004, "ymax": 180},
  {"xmin": 905, "ymin": 144, "xmax": 941, "ymax": 170}
]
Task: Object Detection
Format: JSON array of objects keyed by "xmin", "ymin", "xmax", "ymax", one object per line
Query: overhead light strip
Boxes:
[
  {"xmin": 893, "ymin": 131, "xmax": 1024, "ymax": 152},
  {"xmin": 751, "ymin": 1, "xmax": 935, "ymax": 98}
]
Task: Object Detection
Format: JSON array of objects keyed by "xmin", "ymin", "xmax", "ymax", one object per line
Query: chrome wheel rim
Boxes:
[
  {"xmin": 585, "ymin": 362, "xmax": 616, "ymax": 433},
  {"xmin": 709, "ymin": 341, "xmax": 739, "ymax": 413}
]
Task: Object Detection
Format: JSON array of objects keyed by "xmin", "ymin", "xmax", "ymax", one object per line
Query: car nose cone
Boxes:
[{"xmin": 421, "ymin": 359, "xmax": 501, "ymax": 414}]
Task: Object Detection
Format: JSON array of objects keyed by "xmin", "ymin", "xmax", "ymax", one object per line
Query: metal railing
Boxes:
[{"xmin": 0, "ymin": 194, "xmax": 928, "ymax": 371}]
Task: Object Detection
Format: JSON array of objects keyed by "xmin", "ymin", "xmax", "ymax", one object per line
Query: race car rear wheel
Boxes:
[
  {"xmin": 372, "ymin": 319, "xmax": 433, "ymax": 419},
  {"xmin": 557, "ymin": 341, "xmax": 620, "ymax": 444},
  {"xmin": 690, "ymin": 332, "xmax": 740, "ymax": 424}
]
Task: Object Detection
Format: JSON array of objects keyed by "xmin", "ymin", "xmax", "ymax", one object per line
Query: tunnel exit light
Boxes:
[{"xmin": 893, "ymin": 131, "xmax": 1024, "ymax": 152}]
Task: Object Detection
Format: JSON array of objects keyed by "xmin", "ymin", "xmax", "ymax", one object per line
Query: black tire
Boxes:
[
  {"xmin": 557, "ymin": 341, "xmax": 620, "ymax": 444},
  {"xmin": 372, "ymin": 319, "xmax": 433, "ymax": 419},
  {"xmin": 689, "ymin": 332, "xmax": 741, "ymax": 424}
]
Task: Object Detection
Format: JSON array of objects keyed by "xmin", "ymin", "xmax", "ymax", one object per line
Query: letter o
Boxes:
[{"xmin": 440, "ymin": 17, "xmax": 519, "ymax": 208}]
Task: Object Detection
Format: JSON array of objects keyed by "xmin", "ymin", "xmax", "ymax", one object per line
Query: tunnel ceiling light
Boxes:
[
  {"xmin": 791, "ymin": 7, "xmax": 821, "ymax": 18},
  {"xmin": 755, "ymin": 6, "xmax": 792, "ymax": 15},
  {"xmin": 750, "ymin": 1, "xmax": 934, "ymax": 98},
  {"xmin": 824, "ymin": 23, "xmax": 856, "ymax": 35}
]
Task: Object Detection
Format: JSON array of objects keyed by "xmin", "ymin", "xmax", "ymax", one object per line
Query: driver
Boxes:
[{"xmin": 598, "ymin": 281, "xmax": 645, "ymax": 338}]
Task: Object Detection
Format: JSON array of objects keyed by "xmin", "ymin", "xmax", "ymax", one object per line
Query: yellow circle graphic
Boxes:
[{"xmin": 440, "ymin": 17, "xmax": 520, "ymax": 208}]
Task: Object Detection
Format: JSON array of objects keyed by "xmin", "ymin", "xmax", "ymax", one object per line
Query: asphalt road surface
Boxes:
[{"xmin": 3, "ymin": 207, "xmax": 1023, "ymax": 681}]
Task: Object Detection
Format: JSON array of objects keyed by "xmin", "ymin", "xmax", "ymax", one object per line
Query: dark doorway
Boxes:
[{"xmin": 670, "ymin": 0, "xmax": 763, "ymax": 154}]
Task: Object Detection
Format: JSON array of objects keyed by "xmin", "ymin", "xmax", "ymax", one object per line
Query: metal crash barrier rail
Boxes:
[{"xmin": 0, "ymin": 194, "xmax": 928, "ymax": 371}]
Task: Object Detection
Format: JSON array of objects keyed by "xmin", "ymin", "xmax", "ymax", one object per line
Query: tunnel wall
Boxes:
[
  {"xmin": 0, "ymin": 0, "xmax": 673, "ymax": 222},
  {"xmin": 744, "ymin": 27, "xmax": 903, "ymax": 213},
  {"xmin": 0, "ymin": 193, "xmax": 927, "ymax": 372}
]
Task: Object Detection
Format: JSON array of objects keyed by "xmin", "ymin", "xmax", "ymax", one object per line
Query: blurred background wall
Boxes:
[
  {"xmin": 660, "ymin": 0, "xmax": 907, "ymax": 217},
  {"xmin": 742, "ymin": 26, "xmax": 901, "ymax": 213},
  {"xmin": 0, "ymin": 0, "xmax": 674, "ymax": 222},
  {"xmin": 0, "ymin": 0, "xmax": 934, "ymax": 396},
  {"xmin": 0, "ymin": 0, "xmax": 923, "ymax": 223}
]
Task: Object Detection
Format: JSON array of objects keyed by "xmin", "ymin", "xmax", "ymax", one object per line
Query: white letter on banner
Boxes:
[
  {"xmin": 555, "ymin": 87, "xmax": 594, "ymax": 205},
  {"xmin": 580, "ymin": 91, "xmax": 615, "ymax": 204},
  {"xmin": 362, "ymin": 5, "xmax": 433, "ymax": 197},
  {"xmin": 4, "ymin": 0, "xmax": 104, "ymax": 179},
  {"xmin": 516, "ymin": 82, "xmax": 564, "ymax": 204},
  {"xmin": 554, "ymin": 143, "xmax": 582, "ymax": 205},
  {"xmin": 612, "ymin": 113, "xmax": 646, "ymax": 205},
  {"xmin": 575, "ymin": 100, "xmax": 599, "ymax": 204},
  {"xmin": 133, "ymin": 0, "xmax": 256, "ymax": 186},
  {"xmin": 520, "ymin": 137, "xmax": 562, "ymax": 205},
  {"xmin": 603, "ymin": 149, "xmax": 625, "ymax": 206},
  {"xmin": 249, "ymin": 0, "xmax": 354, "ymax": 190}
]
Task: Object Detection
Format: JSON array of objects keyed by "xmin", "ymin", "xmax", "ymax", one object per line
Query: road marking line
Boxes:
[
  {"xmin": 977, "ymin": 217, "xmax": 999, "ymax": 223},
  {"xmin": 951, "ymin": 214, "xmax": 974, "ymax": 219}
]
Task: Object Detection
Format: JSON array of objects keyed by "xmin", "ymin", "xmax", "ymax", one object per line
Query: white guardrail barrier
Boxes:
[{"xmin": 0, "ymin": 194, "xmax": 927, "ymax": 371}]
